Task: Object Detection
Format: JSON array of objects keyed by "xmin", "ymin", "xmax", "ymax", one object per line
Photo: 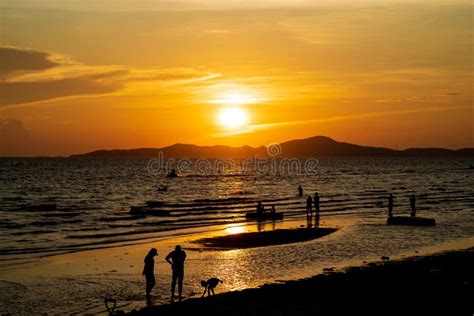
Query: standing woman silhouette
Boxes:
[{"xmin": 143, "ymin": 248, "xmax": 158, "ymax": 298}]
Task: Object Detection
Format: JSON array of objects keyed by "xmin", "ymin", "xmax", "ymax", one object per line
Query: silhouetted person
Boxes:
[
  {"xmin": 201, "ymin": 278, "xmax": 223, "ymax": 297},
  {"xmin": 314, "ymin": 213, "xmax": 320, "ymax": 228},
  {"xmin": 298, "ymin": 185, "xmax": 303, "ymax": 197},
  {"xmin": 410, "ymin": 194, "xmax": 416, "ymax": 217},
  {"xmin": 306, "ymin": 213, "xmax": 313, "ymax": 228},
  {"xmin": 142, "ymin": 248, "xmax": 158, "ymax": 298},
  {"xmin": 388, "ymin": 193, "xmax": 394, "ymax": 218},
  {"xmin": 256, "ymin": 201, "xmax": 264, "ymax": 215},
  {"xmin": 314, "ymin": 192, "xmax": 320, "ymax": 214},
  {"xmin": 271, "ymin": 205, "xmax": 276, "ymax": 214},
  {"xmin": 166, "ymin": 245, "xmax": 186, "ymax": 301},
  {"xmin": 167, "ymin": 169, "xmax": 178, "ymax": 178},
  {"xmin": 306, "ymin": 195, "xmax": 313, "ymax": 214}
]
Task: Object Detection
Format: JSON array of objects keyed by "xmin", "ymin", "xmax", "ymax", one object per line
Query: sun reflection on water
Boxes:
[{"xmin": 225, "ymin": 225, "xmax": 246, "ymax": 235}]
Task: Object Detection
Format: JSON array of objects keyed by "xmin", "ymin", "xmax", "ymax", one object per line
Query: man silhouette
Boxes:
[
  {"xmin": 410, "ymin": 194, "xmax": 416, "ymax": 217},
  {"xmin": 388, "ymin": 193, "xmax": 394, "ymax": 217},
  {"xmin": 166, "ymin": 245, "xmax": 187, "ymax": 301},
  {"xmin": 306, "ymin": 195, "xmax": 313, "ymax": 214},
  {"xmin": 142, "ymin": 248, "xmax": 158, "ymax": 298},
  {"xmin": 314, "ymin": 192, "xmax": 320, "ymax": 214}
]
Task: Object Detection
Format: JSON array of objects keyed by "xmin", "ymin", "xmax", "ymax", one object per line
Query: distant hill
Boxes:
[{"xmin": 70, "ymin": 136, "xmax": 474, "ymax": 158}]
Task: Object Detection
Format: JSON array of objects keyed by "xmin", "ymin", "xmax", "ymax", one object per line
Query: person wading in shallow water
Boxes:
[
  {"xmin": 306, "ymin": 195, "xmax": 313, "ymax": 214},
  {"xmin": 166, "ymin": 245, "xmax": 187, "ymax": 301},
  {"xmin": 142, "ymin": 248, "xmax": 158, "ymax": 299},
  {"xmin": 410, "ymin": 194, "xmax": 417, "ymax": 217},
  {"xmin": 314, "ymin": 192, "xmax": 320, "ymax": 214},
  {"xmin": 298, "ymin": 185, "xmax": 304, "ymax": 197},
  {"xmin": 388, "ymin": 193, "xmax": 394, "ymax": 218}
]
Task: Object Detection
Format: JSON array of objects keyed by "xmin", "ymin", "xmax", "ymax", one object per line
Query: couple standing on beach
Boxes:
[
  {"xmin": 387, "ymin": 193, "xmax": 417, "ymax": 217},
  {"xmin": 306, "ymin": 192, "xmax": 320, "ymax": 214},
  {"xmin": 142, "ymin": 245, "xmax": 187, "ymax": 301}
]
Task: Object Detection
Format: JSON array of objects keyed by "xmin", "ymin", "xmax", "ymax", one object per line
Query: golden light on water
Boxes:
[{"xmin": 225, "ymin": 225, "xmax": 246, "ymax": 235}]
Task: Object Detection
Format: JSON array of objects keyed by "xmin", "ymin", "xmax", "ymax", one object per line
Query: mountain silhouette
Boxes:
[{"xmin": 70, "ymin": 136, "xmax": 474, "ymax": 158}]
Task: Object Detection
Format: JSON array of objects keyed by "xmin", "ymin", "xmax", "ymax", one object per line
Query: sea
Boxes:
[{"xmin": 0, "ymin": 157, "xmax": 473, "ymax": 314}]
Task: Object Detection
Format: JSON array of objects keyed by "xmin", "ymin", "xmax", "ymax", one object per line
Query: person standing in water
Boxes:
[
  {"xmin": 410, "ymin": 194, "xmax": 416, "ymax": 217},
  {"xmin": 313, "ymin": 192, "xmax": 320, "ymax": 214},
  {"xmin": 298, "ymin": 185, "xmax": 303, "ymax": 197},
  {"xmin": 256, "ymin": 201, "xmax": 263, "ymax": 215},
  {"xmin": 166, "ymin": 245, "xmax": 187, "ymax": 301},
  {"xmin": 306, "ymin": 195, "xmax": 313, "ymax": 214},
  {"xmin": 388, "ymin": 193, "xmax": 394, "ymax": 218},
  {"xmin": 142, "ymin": 248, "xmax": 158, "ymax": 298}
]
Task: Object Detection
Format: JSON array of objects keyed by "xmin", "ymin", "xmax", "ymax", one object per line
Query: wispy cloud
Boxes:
[
  {"xmin": 217, "ymin": 105, "xmax": 473, "ymax": 137},
  {"xmin": 0, "ymin": 46, "xmax": 221, "ymax": 107}
]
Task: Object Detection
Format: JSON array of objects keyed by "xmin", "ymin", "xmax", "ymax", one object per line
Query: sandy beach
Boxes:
[
  {"xmin": 1, "ymin": 214, "xmax": 472, "ymax": 315},
  {"xmin": 131, "ymin": 247, "xmax": 474, "ymax": 315}
]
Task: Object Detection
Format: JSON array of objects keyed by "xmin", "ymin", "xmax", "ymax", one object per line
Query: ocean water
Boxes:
[{"xmin": 0, "ymin": 157, "xmax": 473, "ymax": 314}]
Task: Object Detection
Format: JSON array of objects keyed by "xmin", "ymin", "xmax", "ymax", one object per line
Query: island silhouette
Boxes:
[{"xmin": 70, "ymin": 136, "xmax": 474, "ymax": 158}]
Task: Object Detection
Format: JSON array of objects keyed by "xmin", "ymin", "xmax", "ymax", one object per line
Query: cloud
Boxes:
[
  {"xmin": 0, "ymin": 75, "xmax": 122, "ymax": 107},
  {"xmin": 0, "ymin": 46, "xmax": 220, "ymax": 107},
  {"xmin": 0, "ymin": 119, "xmax": 31, "ymax": 156},
  {"xmin": 0, "ymin": 47, "xmax": 61, "ymax": 77}
]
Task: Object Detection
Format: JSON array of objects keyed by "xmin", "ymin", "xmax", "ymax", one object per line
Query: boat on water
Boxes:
[
  {"xmin": 245, "ymin": 212, "xmax": 284, "ymax": 221},
  {"xmin": 387, "ymin": 216, "xmax": 436, "ymax": 226}
]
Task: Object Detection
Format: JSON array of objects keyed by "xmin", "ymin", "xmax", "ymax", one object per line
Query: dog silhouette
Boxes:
[{"xmin": 201, "ymin": 278, "xmax": 223, "ymax": 297}]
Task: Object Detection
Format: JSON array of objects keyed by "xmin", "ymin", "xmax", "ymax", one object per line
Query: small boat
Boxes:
[
  {"xmin": 245, "ymin": 212, "xmax": 284, "ymax": 221},
  {"xmin": 387, "ymin": 216, "xmax": 436, "ymax": 226}
]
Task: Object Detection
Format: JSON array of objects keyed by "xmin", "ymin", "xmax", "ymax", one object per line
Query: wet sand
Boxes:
[
  {"xmin": 195, "ymin": 227, "xmax": 337, "ymax": 249},
  {"xmin": 130, "ymin": 248, "xmax": 474, "ymax": 315}
]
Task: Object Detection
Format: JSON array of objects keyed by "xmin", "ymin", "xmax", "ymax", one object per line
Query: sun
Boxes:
[{"xmin": 217, "ymin": 107, "xmax": 249, "ymax": 128}]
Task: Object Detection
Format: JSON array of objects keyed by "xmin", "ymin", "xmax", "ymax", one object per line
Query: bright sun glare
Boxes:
[{"xmin": 217, "ymin": 107, "xmax": 249, "ymax": 128}]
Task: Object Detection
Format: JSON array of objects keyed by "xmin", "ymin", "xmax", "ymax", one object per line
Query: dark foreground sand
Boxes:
[
  {"xmin": 195, "ymin": 228, "xmax": 337, "ymax": 249},
  {"xmin": 129, "ymin": 248, "xmax": 473, "ymax": 315}
]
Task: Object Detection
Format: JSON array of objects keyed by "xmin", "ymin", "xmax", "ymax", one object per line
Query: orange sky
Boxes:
[{"xmin": 0, "ymin": 0, "xmax": 473, "ymax": 156}]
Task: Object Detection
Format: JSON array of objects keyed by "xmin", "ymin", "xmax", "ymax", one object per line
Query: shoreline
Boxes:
[
  {"xmin": 1, "ymin": 215, "xmax": 473, "ymax": 315},
  {"xmin": 130, "ymin": 247, "xmax": 474, "ymax": 315}
]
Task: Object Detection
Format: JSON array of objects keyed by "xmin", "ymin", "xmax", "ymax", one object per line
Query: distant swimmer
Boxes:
[
  {"xmin": 201, "ymin": 277, "xmax": 223, "ymax": 297},
  {"xmin": 388, "ymin": 193, "xmax": 394, "ymax": 218},
  {"xmin": 306, "ymin": 195, "xmax": 313, "ymax": 214},
  {"xmin": 166, "ymin": 245, "xmax": 187, "ymax": 301},
  {"xmin": 314, "ymin": 192, "xmax": 320, "ymax": 214},
  {"xmin": 166, "ymin": 169, "xmax": 178, "ymax": 178},
  {"xmin": 142, "ymin": 248, "xmax": 158, "ymax": 298},
  {"xmin": 158, "ymin": 185, "xmax": 168, "ymax": 192},
  {"xmin": 410, "ymin": 194, "xmax": 416, "ymax": 217},
  {"xmin": 298, "ymin": 185, "xmax": 304, "ymax": 197}
]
